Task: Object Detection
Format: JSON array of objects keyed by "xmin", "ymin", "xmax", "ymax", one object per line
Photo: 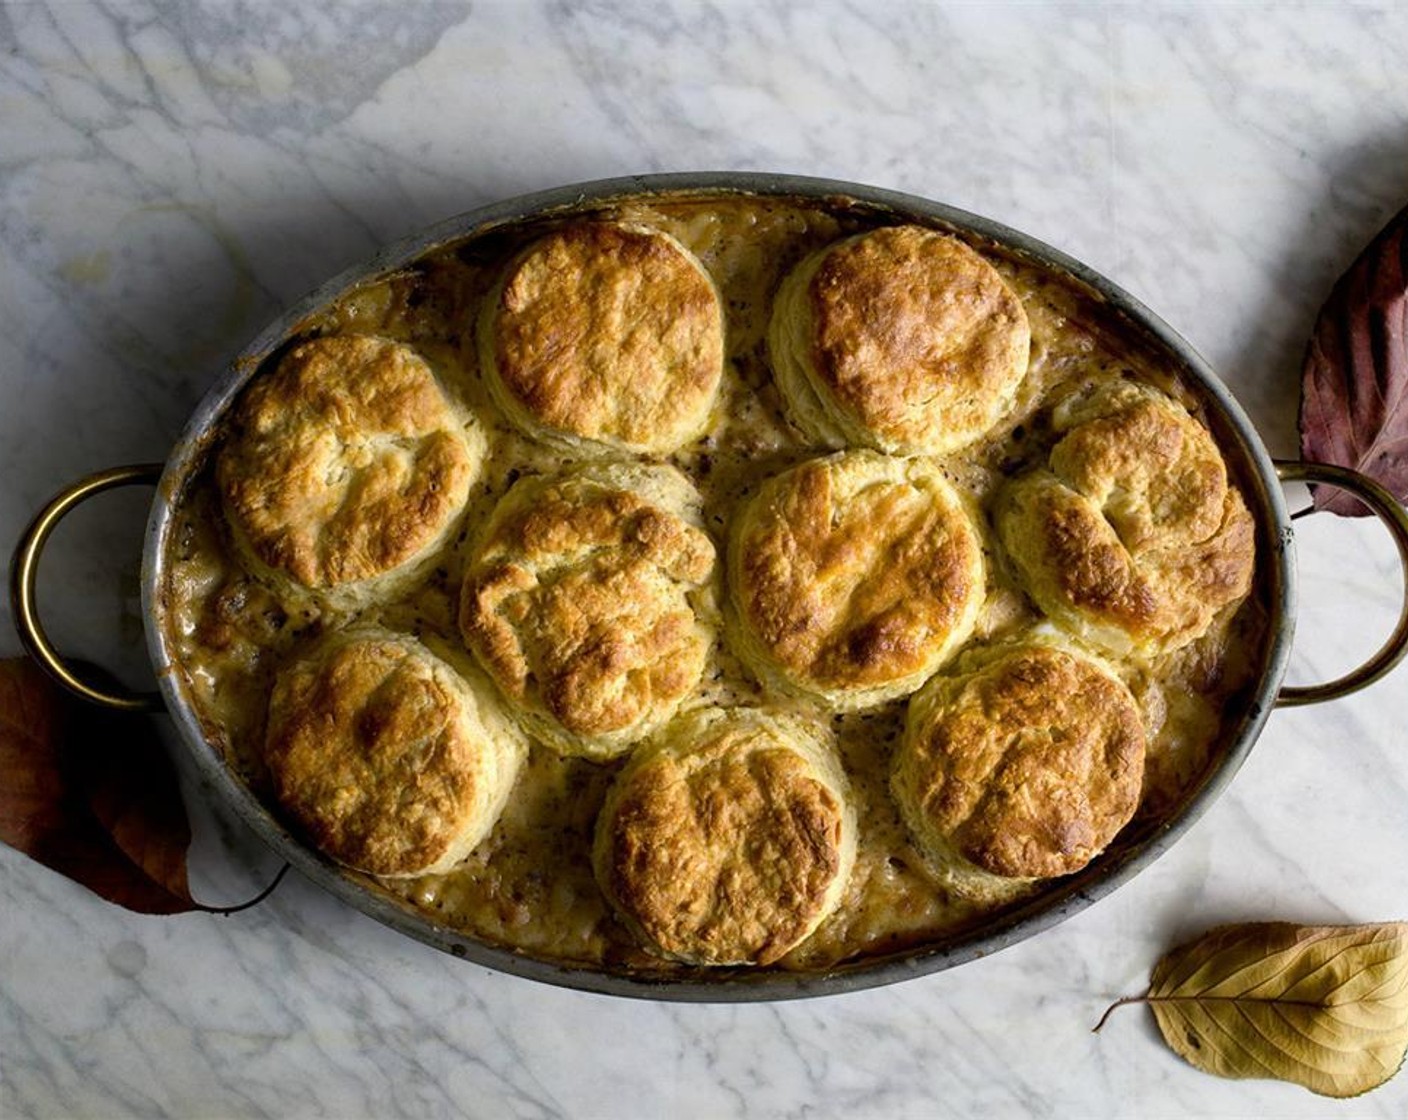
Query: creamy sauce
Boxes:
[{"xmin": 162, "ymin": 194, "xmax": 1269, "ymax": 976}]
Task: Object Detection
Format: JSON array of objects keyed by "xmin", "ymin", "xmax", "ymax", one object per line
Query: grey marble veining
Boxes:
[{"xmin": 3, "ymin": 2, "xmax": 1408, "ymax": 1117}]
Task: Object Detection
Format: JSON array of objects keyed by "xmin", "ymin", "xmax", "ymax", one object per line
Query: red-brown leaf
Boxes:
[
  {"xmin": 1300, "ymin": 203, "xmax": 1408, "ymax": 515},
  {"xmin": 0, "ymin": 656, "xmax": 198, "ymax": 914}
]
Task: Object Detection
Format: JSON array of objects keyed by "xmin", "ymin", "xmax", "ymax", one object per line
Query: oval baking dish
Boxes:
[{"xmin": 12, "ymin": 173, "xmax": 1408, "ymax": 1001}]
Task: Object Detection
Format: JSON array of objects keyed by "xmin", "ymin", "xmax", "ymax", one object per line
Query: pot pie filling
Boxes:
[{"xmin": 162, "ymin": 195, "xmax": 1268, "ymax": 977}]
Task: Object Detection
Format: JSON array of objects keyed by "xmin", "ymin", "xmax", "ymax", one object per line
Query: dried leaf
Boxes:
[
  {"xmin": 0, "ymin": 656, "xmax": 198, "ymax": 914},
  {"xmin": 1300, "ymin": 203, "xmax": 1408, "ymax": 516},
  {"xmin": 69, "ymin": 682, "xmax": 196, "ymax": 904},
  {"xmin": 1101, "ymin": 921, "xmax": 1408, "ymax": 1098}
]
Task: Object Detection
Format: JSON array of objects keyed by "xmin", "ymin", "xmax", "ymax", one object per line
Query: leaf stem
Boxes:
[
  {"xmin": 1092, "ymin": 993, "xmax": 1149, "ymax": 1032},
  {"xmin": 197, "ymin": 863, "xmax": 291, "ymax": 915},
  {"xmin": 1093, "ymin": 990, "xmax": 1346, "ymax": 1034}
]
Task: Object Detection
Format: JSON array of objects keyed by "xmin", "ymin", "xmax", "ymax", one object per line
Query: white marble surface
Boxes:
[{"xmin": 3, "ymin": 2, "xmax": 1407, "ymax": 1116}]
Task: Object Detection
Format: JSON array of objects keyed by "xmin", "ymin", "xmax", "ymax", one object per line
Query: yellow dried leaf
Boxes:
[{"xmin": 1142, "ymin": 922, "xmax": 1408, "ymax": 1098}]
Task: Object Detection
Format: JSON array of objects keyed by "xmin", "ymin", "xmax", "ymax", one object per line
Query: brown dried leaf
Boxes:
[
  {"xmin": 0, "ymin": 656, "xmax": 198, "ymax": 914},
  {"xmin": 1300, "ymin": 203, "xmax": 1408, "ymax": 515},
  {"xmin": 1100, "ymin": 921, "xmax": 1408, "ymax": 1098}
]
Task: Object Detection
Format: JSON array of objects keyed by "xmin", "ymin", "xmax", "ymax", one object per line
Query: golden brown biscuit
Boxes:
[
  {"xmin": 995, "ymin": 381, "xmax": 1255, "ymax": 657},
  {"xmin": 478, "ymin": 221, "xmax": 724, "ymax": 456},
  {"xmin": 768, "ymin": 225, "xmax": 1030, "ymax": 454},
  {"xmin": 218, "ymin": 334, "xmax": 481, "ymax": 609},
  {"xmin": 592, "ymin": 708, "xmax": 856, "ymax": 966},
  {"xmin": 264, "ymin": 627, "xmax": 526, "ymax": 879},
  {"xmin": 892, "ymin": 638, "xmax": 1146, "ymax": 902},
  {"xmin": 727, "ymin": 450, "xmax": 987, "ymax": 710},
  {"xmin": 460, "ymin": 462, "xmax": 717, "ymax": 760}
]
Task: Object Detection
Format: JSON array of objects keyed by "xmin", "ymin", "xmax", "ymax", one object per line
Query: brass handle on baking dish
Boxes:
[
  {"xmin": 9, "ymin": 463, "xmax": 165, "ymax": 712},
  {"xmin": 1274, "ymin": 459, "xmax": 1408, "ymax": 707}
]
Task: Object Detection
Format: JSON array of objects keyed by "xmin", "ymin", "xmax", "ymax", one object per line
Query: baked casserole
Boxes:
[{"xmin": 161, "ymin": 193, "xmax": 1266, "ymax": 977}]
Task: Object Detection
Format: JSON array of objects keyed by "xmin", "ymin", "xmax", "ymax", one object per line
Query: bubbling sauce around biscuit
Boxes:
[{"xmin": 162, "ymin": 194, "xmax": 1270, "ymax": 977}]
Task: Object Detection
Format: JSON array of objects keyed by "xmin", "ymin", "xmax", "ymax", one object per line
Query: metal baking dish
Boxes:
[{"xmin": 12, "ymin": 173, "xmax": 1408, "ymax": 1000}]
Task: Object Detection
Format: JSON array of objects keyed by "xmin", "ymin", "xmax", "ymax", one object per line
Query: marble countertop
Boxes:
[{"xmin": 4, "ymin": 3, "xmax": 1407, "ymax": 1117}]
